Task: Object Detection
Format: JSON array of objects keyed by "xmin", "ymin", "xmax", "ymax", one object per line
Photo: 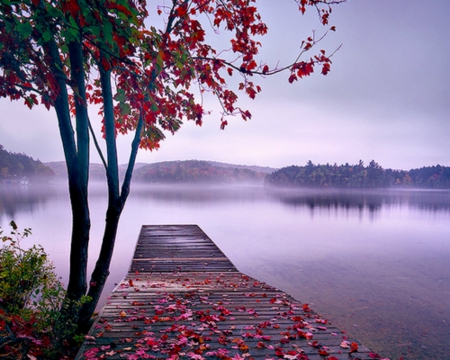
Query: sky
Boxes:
[{"xmin": 1, "ymin": 0, "xmax": 449, "ymax": 171}]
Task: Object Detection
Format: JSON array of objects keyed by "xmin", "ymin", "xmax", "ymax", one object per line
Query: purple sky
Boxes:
[{"xmin": 1, "ymin": 0, "xmax": 449, "ymax": 170}]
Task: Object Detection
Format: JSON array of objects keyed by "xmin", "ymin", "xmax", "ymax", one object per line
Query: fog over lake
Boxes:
[{"xmin": 1, "ymin": 183, "xmax": 449, "ymax": 360}]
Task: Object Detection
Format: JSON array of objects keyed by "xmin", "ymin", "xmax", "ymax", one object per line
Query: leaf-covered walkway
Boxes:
[{"xmin": 76, "ymin": 225, "xmax": 377, "ymax": 360}]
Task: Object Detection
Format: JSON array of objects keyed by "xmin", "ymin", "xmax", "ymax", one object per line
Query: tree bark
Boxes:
[
  {"xmin": 41, "ymin": 25, "xmax": 146, "ymax": 331},
  {"xmin": 44, "ymin": 35, "xmax": 91, "ymax": 306},
  {"xmin": 65, "ymin": 39, "xmax": 91, "ymax": 304},
  {"xmin": 77, "ymin": 66, "xmax": 120, "ymax": 329},
  {"xmin": 77, "ymin": 107, "xmax": 144, "ymax": 329},
  {"xmin": 78, "ymin": 201, "xmax": 122, "ymax": 330}
]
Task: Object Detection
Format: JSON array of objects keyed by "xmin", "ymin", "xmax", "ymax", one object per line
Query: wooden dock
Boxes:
[{"xmin": 76, "ymin": 225, "xmax": 377, "ymax": 360}]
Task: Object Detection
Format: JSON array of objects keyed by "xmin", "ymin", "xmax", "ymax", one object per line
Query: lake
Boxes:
[{"xmin": 1, "ymin": 183, "xmax": 449, "ymax": 360}]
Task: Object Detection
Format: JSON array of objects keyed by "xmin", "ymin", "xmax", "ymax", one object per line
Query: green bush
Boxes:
[{"xmin": 0, "ymin": 221, "xmax": 77, "ymax": 358}]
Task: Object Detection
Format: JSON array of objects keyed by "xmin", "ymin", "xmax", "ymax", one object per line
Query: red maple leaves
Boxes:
[
  {"xmin": 81, "ymin": 273, "xmax": 363, "ymax": 359},
  {"xmin": 0, "ymin": 0, "xmax": 344, "ymax": 147}
]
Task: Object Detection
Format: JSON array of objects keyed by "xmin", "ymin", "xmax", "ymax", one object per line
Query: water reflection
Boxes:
[
  {"xmin": 0, "ymin": 184, "xmax": 63, "ymax": 221},
  {"xmin": 1, "ymin": 183, "xmax": 449, "ymax": 360},
  {"xmin": 2, "ymin": 183, "xmax": 450, "ymax": 219},
  {"xmin": 266, "ymin": 187, "xmax": 450, "ymax": 215},
  {"xmin": 129, "ymin": 183, "xmax": 266, "ymax": 204}
]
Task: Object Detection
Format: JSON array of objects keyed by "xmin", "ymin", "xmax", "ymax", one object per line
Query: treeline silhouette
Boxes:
[
  {"xmin": 133, "ymin": 160, "xmax": 265, "ymax": 183},
  {"xmin": 0, "ymin": 145, "xmax": 54, "ymax": 182},
  {"xmin": 265, "ymin": 160, "xmax": 450, "ymax": 189}
]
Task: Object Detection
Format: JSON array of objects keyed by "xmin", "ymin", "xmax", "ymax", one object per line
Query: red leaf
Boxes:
[
  {"xmin": 63, "ymin": 0, "xmax": 81, "ymax": 17},
  {"xmin": 288, "ymin": 73, "xmax": 297, "ymax": 83},
  {"xmin": 110, "ymin": 3, "xmax": 132, "ymax": 16},
  {"xmin": 321, "ymin": 63, "xmax": 331, "ymax": 75},
  {"xmin": 175, "ymin": 5, "xmax": 187, "ymax": 17},
  {"xmin": 246, "ymin": 86, "xmax": 257, "ymax": 99},
  {"xmin": 318, "ymin": 349, "xmax": 329, "ymax": 356},
  {"xmin": 369, "ymin": 352, "xmax": 382, "ymax": 359},
  {"xmin": 246, "ymin": 60, "xmax": 257, "ymax": 71}
]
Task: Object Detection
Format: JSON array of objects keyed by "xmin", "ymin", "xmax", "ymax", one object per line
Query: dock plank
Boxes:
[{"xmin": 76, "ymin": 225, "xmax": 378, "ymax": 360}]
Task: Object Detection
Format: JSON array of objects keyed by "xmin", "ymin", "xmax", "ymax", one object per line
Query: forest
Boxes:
[
  {"xmin": 0, "ymin": 145, "xmax": 54, "ymax": 183},
  {"xmin": 264, "ymin": 160, "xmax": 450, "ymax": 189},
  {"xmin": 43, "ymin": 160, "xmax": 267, "ymax": 183},
  {"xmin": 3, "ymin": 144, "xmax": 449, "ymax": 189},
  {"xmin": 132, "ymin": 160, "xmax": 266, "ymax": 184}
]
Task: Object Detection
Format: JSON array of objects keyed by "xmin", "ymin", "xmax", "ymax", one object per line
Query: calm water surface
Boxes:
[{"xmin": 1, "ymin": 183, "xmax": 449, "ymax": 360}]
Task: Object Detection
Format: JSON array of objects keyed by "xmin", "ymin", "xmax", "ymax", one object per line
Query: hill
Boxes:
[
  {"xmin": 207, "ymin": 161, "xmax": 275, "ymax": 174},
  {"xmin": 0, "ymin": 145, "xmax": 54, "ymax": 183},
  {"xmin": 264, "ymin": 160, "xmax": 450, "ymax": 189},
  {"xmin": 132, "ymin": 160, "xmax": 266, "ymax": 183},
  {"xmin": 45, "ymin": 160, "xmax": 270, "ymax": 184},
  {"xmin": 45, "ymin": 162, "xmax": 149, "ymax": 181}
]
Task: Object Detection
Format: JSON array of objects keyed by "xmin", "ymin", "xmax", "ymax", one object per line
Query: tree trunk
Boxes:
[
  {"xmin": 45, "ymin": 34, "xmax": 91, "ymax": 329},
  {"xmin": 65, "ymin": 39, "xmax": 91, "ymax": 305},
  {"xmin": 51, "ymin": 77, "xmax": 91, "ymax": 331},
  {"xmin": 77, "ymin": 66, "xmax": 121, "ymax": 330},
  {"xmin": 76, "ymin": 112, "xmax": 144, "ymax": 330},
  {"xmin": 77, "ymin": 200, "xmax": 123, "ymax": 330}
]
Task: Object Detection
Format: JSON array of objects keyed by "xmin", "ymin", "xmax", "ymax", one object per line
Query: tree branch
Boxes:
[
  {"xmin": 87, "ymin": 116, "xmax": 107, "ymax": 170},
  {"xmin": 99, "ymin": 65, "xmax": 119, "ymax": 200},
  {"xmin": 120, "ymin": 109, "xmax": 144, "ymax": 203}
]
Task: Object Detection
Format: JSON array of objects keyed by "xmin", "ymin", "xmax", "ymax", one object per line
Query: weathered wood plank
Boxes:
[{"xmin": 76, "ymin": 225, "xmax": 379, "ymax": 360}]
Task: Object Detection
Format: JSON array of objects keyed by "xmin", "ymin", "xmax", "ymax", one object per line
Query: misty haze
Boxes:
[
  {"xmin": 1, "ymin": 182, "xmax": 449, "ymax": 360},
  {"xmin": 1, "ymin": 0, "xmax": 449, "ymax": 357}
]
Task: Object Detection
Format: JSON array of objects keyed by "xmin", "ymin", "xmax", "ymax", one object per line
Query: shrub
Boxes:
[{"xmin": 0, "ymin": 221, "xmax": 77, "ymax": 359}]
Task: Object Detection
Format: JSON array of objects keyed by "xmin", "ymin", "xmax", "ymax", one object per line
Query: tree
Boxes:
[
  {"xmin": 0, "ymin": 0, "xmax": 345, "ymax": 331},
  {"xmin": 0, "ymin": 144, "xmax": 54, "ymax": 181}
]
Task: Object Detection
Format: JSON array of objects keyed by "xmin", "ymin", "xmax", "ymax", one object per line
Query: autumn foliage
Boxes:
[
  {"xmin": 0, "ymin": 0, "xmax": 346, "ymax": 334},
  {"xmin": 0, "ymin": 222, "xmax": 78, "ymax": 358},
  {"xmin": 1, "ymin": 0, "xmax": 343, "ymax": 143}
]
